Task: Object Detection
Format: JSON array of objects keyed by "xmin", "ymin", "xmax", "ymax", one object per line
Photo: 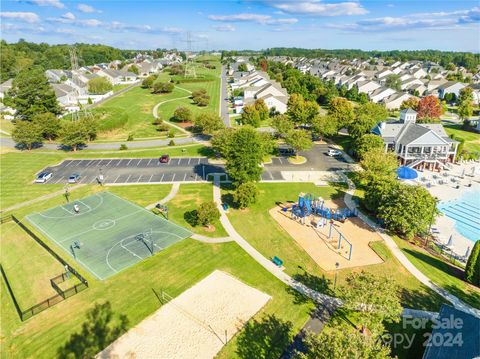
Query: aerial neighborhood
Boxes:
[{"xmin": 0, "ymin": 0, "xmax": 479, "ymax": 358}]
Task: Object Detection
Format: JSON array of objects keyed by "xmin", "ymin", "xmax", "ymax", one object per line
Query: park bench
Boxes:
[{"xmin": 272, "ymin": 256, "xmax": 283, "ymax": 267}]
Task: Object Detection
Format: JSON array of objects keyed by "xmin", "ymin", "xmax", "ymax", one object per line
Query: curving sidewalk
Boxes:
[
  {"xmin": 151, "ymin": 86, "xmax": 193, "ymax": 136},
  {"xmin": 338, "ymin": 171, "xmax": 480, "ymax": 318},
  {"xmin": 145, "ymin": 183, "xmax": 180, "ymax": 210}
]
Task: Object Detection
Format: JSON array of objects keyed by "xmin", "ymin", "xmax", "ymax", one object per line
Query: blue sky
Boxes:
[{"xmin": 1, "ymin": 0, "xmax": 479, "ymax": 51}]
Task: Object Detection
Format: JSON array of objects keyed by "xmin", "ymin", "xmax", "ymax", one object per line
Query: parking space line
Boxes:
[
  {"xmin": 126, "ymin": 174, "xmax": 132, "ymax": 182},
  {"xmin": 137, "ymin": 175, "xmax": 143, "ymax": 182},
  {"xmin": 89, "ymin": 176, "xmax": 97, "ymax": 184},
  {"xmin": 187, "ymin": 158, "xmax": 191, "ymax": 165},
  {"xmin": 148, "ymin": 174, "xmax": 154, "ymax": 182},
  {"xmin": 195, "ymin": 174, "xmax": 198, "ymax": 181},
  {"xmin": 172, "ymin": 173, "xmax": 176, "ymax": 182},
  {"xmin": 115, "ymin": 160, "xmax": 122, "ymax": 167},
  {"xmin": 136, "ymin": 159, "xmax": 142, "ymax": 167},
  {"xmin": 160, "ymin": 174, "xmax": 164, "ymax": 182},
  {"xmin": 147, "ymin": 159, "xmax": 152, "ymax": 166},
  {"xmin": 53, "ymin": 176, "xmax": 64, "ymax": 184},
  {"xmin": 106, "ymin": 159, "xmax": 113, "ymax": 167},
  {"xmin": 127, "ymin": 159, "xmax": 132, "ymax": 166},
  {"xmin": 278, "ymin": 158, "xmax": 283, "ymax": 164},
  {"xmin": 197, "ymin": 158, "xmax": 201, "ymax": 165},
  {"xmin": 183, "ymin": 173, "xmax": 186, "ymax": 181},
  {"xmin": 178, "ymin": 158, "xmax": 182, "ymax": 165},
  {"xmin": 85, "ymin": 160, "xmax": 93, "ymax": 167},
  {"xmin": 114, "ymin": 175, "xmax": 121, "ymax": 183}
]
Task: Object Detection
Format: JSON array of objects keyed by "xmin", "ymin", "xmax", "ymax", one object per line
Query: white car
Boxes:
[
  {"xmin": 35, "ymin": 172, "xmax": 53, "ymax": 183},
  {"xmin": 327, "ymin": 149, "xmax": 342, "ymax": 157}
]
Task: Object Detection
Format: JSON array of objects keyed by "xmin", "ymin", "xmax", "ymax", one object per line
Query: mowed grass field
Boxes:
[
  {"xmin": 0, "ymin": 221, "xmax": 79, "ymax": 309},
  {"xmin": 1, "ymin": 183, "xmax": 316, "ymax": 359},
  {"xmin": 222, "ymin": 182, "xmax": 448, "ymax": 311},
  {"xmin": 444, "ymin": 123, "xmax": 480, "ymax": 154}
]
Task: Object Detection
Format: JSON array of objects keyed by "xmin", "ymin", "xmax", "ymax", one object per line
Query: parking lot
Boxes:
[{"xmin": 38, "ymin": 145, "xmax": 352, "ymax": 185}]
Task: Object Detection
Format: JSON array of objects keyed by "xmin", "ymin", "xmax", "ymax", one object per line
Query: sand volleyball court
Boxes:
[{"xmin": 98, "ymin": 270, "xmax": 271, "ymax": 359}]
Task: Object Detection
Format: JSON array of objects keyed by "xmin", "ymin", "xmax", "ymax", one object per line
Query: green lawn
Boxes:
[
  {"xmin": 392, "ymin": 236, "xmax": 480, "ymax": 309},
  {"xmin": 168, "ymin": 184, "xmax": 228, "ymax": 238},
  {"xmin": 112, "ymin": 84, "xmax": 131, "ymax": 93},
  {"xmin": 107, "ymin": 184, "xmax": 172, "ymax": 207},
  {"xmin": 2, "ymin": 219, "xmax": 314, "ymax": 359},
  {"xmin": 1, "ymin": 221, "xmax": 78, "ymax": 309},
  {"xmin": 222, "ymin": 182, "xmax": 447, "ymax": 311},
  {"xmin": 0, "ymin": 118, "xmax": 13, "ymax": 136},
  {"xmin": 0, "ymin": 145, "xmax": 212, "ymax": 210},
  {"xmin": 444, "ymin": 123, "xmax": 480, "ymax": 154}
]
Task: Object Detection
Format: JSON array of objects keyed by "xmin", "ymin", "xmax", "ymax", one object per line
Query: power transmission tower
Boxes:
[
  {"xmin": 69, "ymin": 46, "xmax": 93, "ymax": 121},
  {"xmin": 182, "ymin": 32, "xmax": 198, "ymax": 78}
]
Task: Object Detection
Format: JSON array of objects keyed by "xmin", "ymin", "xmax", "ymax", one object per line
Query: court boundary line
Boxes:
[{"xmin": 33, "ymin": 193, "xmax": 105, "ymax": 220}]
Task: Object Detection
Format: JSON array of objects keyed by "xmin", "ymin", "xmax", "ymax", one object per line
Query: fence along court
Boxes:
[
  {"xmin": 0, "ymin": 215, "xmax": 88, "ymax": 321},
  {"xmin": 26, "ymin": 191, "xmax": 193, "ymax": 280}
]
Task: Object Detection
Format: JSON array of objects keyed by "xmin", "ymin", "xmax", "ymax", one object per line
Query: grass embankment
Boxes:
[
  {"xmin": 0, "ymin": 146, "xmax": 212, "ymax": 209},
  {"xmin": 222, "ymin": 182, "xmax": 448, "ymax": 311},
  {"xmin": 444, "ymin": 123, "xmax": 480, "ymax": 154},
  {"xmin": 1, "ymin": 183, "xmax": 315, "ymax": 358}
]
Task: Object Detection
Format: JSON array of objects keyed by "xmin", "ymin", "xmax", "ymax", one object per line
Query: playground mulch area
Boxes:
[
  {"xmin": 270, "ymin": 200, "xmax": 384, "ymax": 271},
  {"xmin": 26, "ymin": 192, "xmax": 192, "ymax": 280},
  {"xmin": 99, "ymin": 270, "xmax": 271, "ymax": 359}
]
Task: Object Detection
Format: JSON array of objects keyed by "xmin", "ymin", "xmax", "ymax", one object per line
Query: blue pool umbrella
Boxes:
[{"xmin": 397, "ymin": 166, "xmax": 418, "ymax": 180}]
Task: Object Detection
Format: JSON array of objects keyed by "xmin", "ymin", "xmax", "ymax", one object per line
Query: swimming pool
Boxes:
[{"xmin": 438, "ymin": 190, "xmax": 480, "ymax": 242}]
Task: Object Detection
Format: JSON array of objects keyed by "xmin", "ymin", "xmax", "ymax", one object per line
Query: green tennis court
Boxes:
[{"xmin": 26, "ymin": 192, "xmax": 192, "ymax": 280}]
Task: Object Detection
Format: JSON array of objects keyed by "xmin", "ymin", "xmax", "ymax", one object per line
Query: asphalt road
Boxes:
[
  {"xmin": 220, "ymin": 65, "xmax": 231, "ymax": 128},
  {"xmin": 37, "ymin": 145, "xmax": 351, "ymax": 185}
]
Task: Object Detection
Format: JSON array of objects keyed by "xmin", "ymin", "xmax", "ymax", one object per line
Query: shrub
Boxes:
[
  {"xmin": 173, "ymin": 106, "xmax": 193, "ymax": 122},
  {"xmin": 168, "ymin": 140, "xmax": 175, "ymax": 146},
  {"xmin": 168, "ymin": 130, "xmax": 175, "ymax": 138},
  {"xmin": 119, "ymin": 144, "xmax": 128, "ymax": 150},
  {"xmin": 196, "ymin": 201, "xmax": 220, "ymax": 226},
  {"xmin": 127, "ymin": 134, "xmax": 134, "ymax": 141},
  {"xmin": 465, "ymin": 240, "xmax": 480, "ymax": 286},
  {"xmin": 152, "ymin": 80, "xmax": 174, "ymax": 93},
  {"xmin": 233, "ymin": 182, "xmax": 259, "ymax": 209}
]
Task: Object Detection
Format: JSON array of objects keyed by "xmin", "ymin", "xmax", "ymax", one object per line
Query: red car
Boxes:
[{"xmin": 159, "ymin": 154, "xmax": 170, "ymax": 163}]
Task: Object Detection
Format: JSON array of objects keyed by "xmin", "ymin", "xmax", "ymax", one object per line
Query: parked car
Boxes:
[
  {"xmin": 35, "ymin": 172, "xmax": 53, "ymax": 183},
  {"xmin": 327, "ymin": 149, "xmax": 342, "ymax": 157},
  {"xmin": 159, "ymin": 154, "xmax": 170, "ymax": 163},
  {"xmin": 68, "ymin": 174, "xmax": 80, "ymax": 183}
]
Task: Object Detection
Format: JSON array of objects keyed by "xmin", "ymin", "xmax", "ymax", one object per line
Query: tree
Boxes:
[
  {"xmin": 237, "ymin": 63, "xmax": 248, "ymax": 72},
  {"xmin": 417, "ymin": 95, "xmax": 443, "ymax": 121},
  {"xmin": 457, "ymin": 87, "xmax": 475, "ymax": 120},
  {"xmin": 355, "ymin": 134, "xmax": 385, "ymax": 159},
  {"xmin": 285, "ymin": 129, "xmax": 313, "ymax": 159},
  {"xmin": 360, "ymin": 149, "xmax": 398, "ymax": 186},
  {"xmin": 224, "ymin": 126, "xmax": 265, "ymax": 185},
  {"xmin": 88, "ymin": 77, "xmax": 113, "ymax": 95},
  {"xmin": 128, "ymin": 64, "xmax": 139, "ymax": 75},
  {"xmin": 193, "ymin": 112, "xmax": 224, "ymax": 134},
  {"xmin": 349, "ymin": 103, "xmax": 388, "ymax": 139},
  {"xmin": 141, "ymin": 75, "xmax": 157, "ymax": 89},
  {"xmin": 196, "ymin": 201, "xmax": 220, "ymax": 227},
  {"xmin": 173, "ymin": 106, "xmax": 192, "ymax": 123},
  {"xmin": 31, "ymin": 112, "xmax": 61, "ymax": 141},
  {"xmin": 400, "ymin": 97, "xmax": 419, "ymax": 111},
  {"xmin": 295, "ymin": 327, "xmax": 391, "ymax": 359},
  {"xmin": 59, "ymin": 120, "xmax": 90, "ymax": 151},
  {"xmin": 241, "ymin": 104, "xmax": 261, "ymax": 127},
  {"xmin": 271, "ymin": 114, "xmax": 294, "ymax": 138},
  {"xmin": 192, "ymin": 88, "xmax": 210, "ymax": 106},
  {"xmin": 328, "ymin": 97, "xmax": 355, "ymax": 129},
  {"xmin": 286, "ymin": 94, "xmax": 318, "ymax": 125},
  {"xmin": 211, "ymin": 128, "xmax": 235, "ymax": 157},
  {"xmin": 378, "ymin": 183, "xmax": 439, "ymax": 239},
  {"xmin": 311, "ymin": 115, "xmax": 338, "ymax": 140},
  {"xmin": 12, "ymin": 120, "xmax": 43, "ymax": 150},
  {"xmin": 5, "ymin": 66, "xmax": 61, "ymax": 120},
  {"xmin": 340, "ymin": 271, "xmax": 402, "ymax": 335},
  {"xmin": 254, "ymin": 98, "xmax": 269, "ymax": 122},
  {"xmin": 57, "ymin": 302, "xmax": 128, "ymax": 359},
  {"xmin": 465, "ymin": 241, "xmax": 480, "ymax": 286},
  {"xmin": 80, "ymin": 116, "xmax": 98, "ymax": 141},
  {"xmin": 234, "ymin": 182, "xmax": 259, "ymax": 209},
  {"xmin": 152, "ymin": 80, "xmax": 174, "ymax": 93},
  {"xmin": 259, "ymin": 132, "xmax": 276, "ymax": 156},
  {"xmin": 385, "ymin": 74, "xmax": 401, "ymax": 91}
]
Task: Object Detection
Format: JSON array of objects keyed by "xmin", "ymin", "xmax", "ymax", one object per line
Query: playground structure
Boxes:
[{"xmin": 290, "ymin": 193, "xmax": 358, "ymax": 224}]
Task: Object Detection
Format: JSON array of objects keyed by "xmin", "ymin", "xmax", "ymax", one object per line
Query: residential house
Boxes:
[
  {"xmin": 357, "ymin": 80, "xmax": 381, "ymax": 95},
  {"xmin": 52, "ymin": 83, "xmax": 80, "ymax": 107},
  {"xmin": 437, "ymin": 81, "xmax": 467, "ymax": 99},
  {"xmin": 369, "ymin": 87, "xmax": 396, "ymax": 103},
  {"xmin": 97, "ymin": 69, "xmax": 137, "ymax": 85},
  {"xmin": 372, "ymin": 108, "xmax": 458, "ymax": 170},
  {"xmin": 382, "ymin": 92, "xmax": 413, "ymax": 110}
]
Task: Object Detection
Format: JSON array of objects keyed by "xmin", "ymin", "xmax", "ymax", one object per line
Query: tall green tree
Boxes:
[
  {"xmin": 328, "ymin": 97, "xmax": 355, "ymax": 130},
  {"xmin": 59, "ymin": 120, "xmax": 90, "ymax": 151},
  {"xmin": 340, "ymin": 271, "xmax": 402, "ymax": 335},
  {"xmin": 271, "ymin": 114, "xmax": 294, "ymax": 138},
  {"xmin": 173, "ymin": 106, "xmax": 192, "ymax": 123},
  {"xmin": 193, "ymin": 112, "xmax": 224, "ymax": 134},
  {"xmin": 312, "ymin": 115, "xmax": 338, "ymax": 140},
  {"xmin": 285, "ymin": 129, "xmax": 313, "ymax": 159},
  {"xmin": 457, "ymin": 87, "xmax": 475, "ymax": 120},
  {"xmin": 31, "ymin": 112, "xmax": 61, "ymax": 141},
  {"xmin": 196, "ymin": 201, "xmax": 220, "ymax": 227},
  {"xmin": 5, "ymin": 66, "xmax": 61, "ymax": 120},
  {"xmin": 360, "ymin": 149, "xmax": 398, "ymax": 185},
  {"xmin": 224, "ymin": 126, "xmax": 265, "ymax": 185},
  {"xmin": 254, "ymin": 98, "xmax": 269, "ymax": 123},
  {"xmin": 385, "ymin": 74, "xmax": 402, "ymax": 91},
  {"xmin": 12, "ymin": 120, "xmax": 43, "ymax": 150},
  {"xmin": 88, "ymin": 77, "xmax": 113, "ymax": 94},
  {"xmin": 355, "ymin": 134, "xmax": 385, "ymax": 159},
  {"xmin": 349, "ymin": 103, "xmax": 388, "ymax": 139},
  {"xmin": 241, "ymin": 104, "xmax": 261, "ymax": 127},
  {"xmin": 295, "ymin": 327, "xmax": 391, "ymax": 359},
  {"xmin": 233, "ymin": 182, "xmax": 259, "ymax": 209},
  {"xmin": 465, "ymin": 240, "xmax": 480, "ymax": 286}
]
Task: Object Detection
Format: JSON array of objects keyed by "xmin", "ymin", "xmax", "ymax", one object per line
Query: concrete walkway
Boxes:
[
  {"xmin": 145, "ymin": 183, "xmax": 180, "ymax": 210},
  {"xmin": 151, "ymin": 86, "xmax": 193, "ymax": 136},
  {"xmin": 339, "ymin": 171, "xmax": 480, "ymax": 318}
]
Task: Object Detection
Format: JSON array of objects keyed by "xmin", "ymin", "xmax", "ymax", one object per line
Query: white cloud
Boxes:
[
  {"xmin": 269, "ymin": 1, "xmax": 368, "ymax": 16},
  {"xmin": 61, "ymin": 12, "xmax": 75, "ymax": 20},
  {"xmin": 213, "ymin": 24, "xmax": 236, "ymax": 32},
  {"xmin": 77, "ymin": 18, "xmax": 102, "ymax": 27},
  {"xmin": 327, "ymin": 7, "xmax": 480, "ymax": 32},
  {"xmin": 208, "ymin": 13, "xmax": 297, "ymax": 25},
  {"xmin": 27, "ymin": 0, "xmax": 64, "ymax": 9},
  {"xmin": 0, "ymin": 11, "xmax": 39, "ymax": 23},
  {"xmin": 77, "ymin": 3, "xmax": 101, "ymax": 13}
]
